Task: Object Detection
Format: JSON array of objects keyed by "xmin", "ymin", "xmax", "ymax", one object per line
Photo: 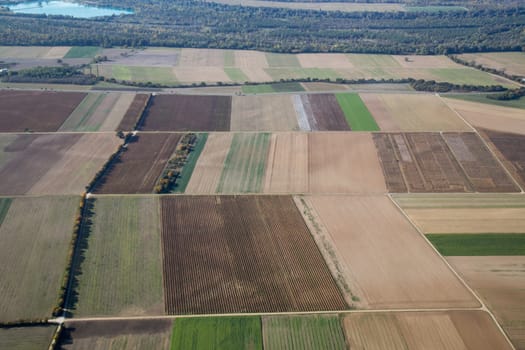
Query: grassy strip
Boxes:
[
  {"xmin": 171, "ymin": 316, "xmax": 262, "ymax": 350},
  {"xmin": 427, "ymin": 233, "xmax": 525, "ymax": 256},
  {"xmin": 0, "ymin": 198, "xmax": 12, "ymax": 226},
  {"xmin": 224, "ymin": 67, "xmax": 248, "ymax": 82},
  {"xmin": 242, "ymin": 82, "xmax": 305, "ymax": 94},
  {"xmin": 174, "ymin": 133, "xmax": 208, "ymax": 193},
  {"xmin": 335, "ymin": 93, "xmax": 379, "ymax": 131},
  {"xmin": 64, "ymin": 46, "xmax": 101, "ymax": 59},
  {"xmin": 446, "ymin": 94, "xmax": 525, "ymax": 110}
]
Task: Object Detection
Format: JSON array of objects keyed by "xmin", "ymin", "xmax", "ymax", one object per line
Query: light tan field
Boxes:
[
  {"xmin": 230, "ymin": 95, "xmax": 299, "ymax": 131},
  {"xmin": 308, "ymin": 133, "xmax": 387, "ymax": 193},
  {"xmin": 302, "ymin": 195, "xmax": 478, "ymax": 309},
  {"xmin": 458, "ymin": 52, "xmax": 525, "ymax": 76},
  {"xmin": 0, "ymin": 46, "xmax": 70, "ymax": 58},
  {"xmin": 449, "ymin": 256, "xmax": 525, "ymax": 350},
  {"xmin": 173, "ymin": 67, "xmax": 231, "ymax": 83},
  {"xmin": 297, "ymin": 53, "xmax": 354, "ymax": 69},
  {"xmin": 234, "ymin": 50, "xmax": 269, "ymax": 68},
  {"xmin": 205, "ymin": 0, "xmax": 403, "ymax": 12},
  {"xmin": 43, "ymin": 46, "xmax": 71, "ymax": 59},
  {"xmin": 393, "ymin": 55, "xmax": 459, "ymax": 68},
  {"xmin": 99, "ymin": 93, "xmax": 136, "ymax": 131},
  {"xmin": 178, "ymin": 48, "xmax": 225, "ymax": 67},
  {"xmin": 28, "ymin": 134, "xmax": 121, "ymax": 195},
  {"xmin": 443, "ymin": 98, "xmax": 525, "ymax": 135},
  {"xmin": 185, "ymin": 133, "xmax": 233, "ymax": 193},
  {"xmin": 361, "ymin": 93, "xmax": 471, "ymax": 131},
  {"xmin": 263, "ymin": 133, "xmax": 308, "ymax": 193},
  {"xmin": 343, "ymin": 311, "xmax": 512, "ymax": 350}
]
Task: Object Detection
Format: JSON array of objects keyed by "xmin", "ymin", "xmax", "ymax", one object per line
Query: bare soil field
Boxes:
[
  {"xmin": 230, "ymin": 95, "xmax": 299, "ymax": 131},
  {"xmin": 60, "ymin": 319, "xmax": 172, "ymax": 350},
  {"xmin": 160, "ymin": 195, "xmax": 347, "ymax": 314},
  {"xmin": 297, "ymin": 53, "xmax": 354, "ymax": 69},
  {"xmin": 479, "ymin": 129, "xmax": 525, "ymax": 189},
  {"xmin": 0, "ymin": 46, "xmax": 70, "ymax": 58},
  {"xmin": 343, "ymin": 311, "xmax": 512, "ymax": 350},
  {"xmin": 360, "ymin": 93, "xmax": 470, "ymax": 131},
  {"xmin": 443, "ymin": 132, "xmax": 518, "ymax": 192},
  {"xmin": 263, "ymin": 133, "xmax": 309, "ymax": 193},
  {"xmin": 300, "ymin": 94, "xmax": 349, "ymax": 131},
  {"xmin": 94, "ymin": 133, "xmax": 181, "ymax": 194},
  {"xmin": 185, "ymin": 133, "xmax": 233, "ymax": 194},
  {"xmin": 308, "ymin": 133, "xmax": 387, "ymax": 193},
  {"xmin": 117, "ymin": 93, "xmax": 150, "ymax": 131},
  {"xmin": 141, "ymin": 95, "xmax": 231, "ymax": 131},
  {"xmin": 0, "ymin": 196, "xmax": 78, "ymax": 322},
  {"xmin": 443, "ymin": 98, "xmax": 525, "ymax": 135},
  {"xmin": 0, "ymin": 90, "xmax": 86, "ymax": 132},
  {"xmin": 449, "ymin": 256, "xmax": 525, "ymax": 350},
  {"xmin": 458, "ymin": 52, "xmax": 525, "ymax": 77},
  {"xmin": 178, "ymin": 48, "xmax": 225, "ymax": 67},
  {"xmin": 301, "ymin": 195, "xmax": 478, "ymax": 309}
]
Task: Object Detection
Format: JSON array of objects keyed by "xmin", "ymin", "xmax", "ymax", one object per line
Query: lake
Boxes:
[{"xmin": 8, "ymin": 0, "xmax": 133, "ymax": 18}]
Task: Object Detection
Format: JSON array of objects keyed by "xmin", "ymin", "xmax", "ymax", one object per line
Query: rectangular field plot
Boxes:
[
  {"xmin": 299, "ymin": 94, "xmax": 350, "ymax": 131},
  {"xmin": 230, "ymin": 95, "xmax": 299, "ymax": 131},
  {"xmin": 343, "ymin": 311, "xmax": 512, "ymax": 350},
  {"xmin": 0, "ymin": 133, "xmax": 121, "ymax": 195},
  {"xmin": 160, "ymin": 195, "xmax": 347, "ymax": 314},
  {"xmin": 141, "ymin": 95, "xmax": 231, "ymax": 131},
  {"xmin": 71, "ymin": 197, "xmax": 164, "ymax": 317},
  {"xmin": 60, "ymin": 319, "xmax": 172, "ymax": 350},
  {"xmin": 427, "ymin": 233, "xmax": 525, "ymax": 256},
  {"xmin": 449, "ymin": 256, "xmax": 525, "ymax": 350},
  {"xmin": 299, "ymin": 195, "xmax": 478, "ymax": 309},
  {"xmin": 94, "ymin": 133, "xmax": 181, "ymax": 194},
  {"xmin": 0, "ymin": 325, "xmax": 57, "ymax": 350},
  {"xmin": 458, "ymin": 52, "xmax": 525, "ymax": 77},
  {"xmin": 360, "ymin": 93, "xmax": 471, "ymax": 131},
  {"xmin": 171, "ymin": 316, "xmax": 262, "ymax": 350},
  {"xmin": 116, "ymin": 93, "xmax": 150, "ymax": 131},
  {"xmin": 0, "ymin": 90, "xmax": 86, "ymax": 132},
  {"xmin": 335, "ymin": 93, "xmax": 379, "ymax": 131},
  {"xmin": 0, "ymin": 196, "xmax": 78, "ymax": 322},
  {"xmin": 262, "ymin": 314, "xmax": 346, "ymax": 350}
]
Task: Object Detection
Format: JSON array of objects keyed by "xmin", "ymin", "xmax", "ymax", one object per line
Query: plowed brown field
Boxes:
[
  {"xmin": 117, "ymin": 93, "xmax": 150, "ymax": 131},
  {"xmin": 300, "ymin": 94, "xmax": 349, "ymax": 131},
  {"xmin": 160, "ymin": 195, "xmax": 347, "ymax": 314},
  {"xmin": 141, "ymin": 95, "xmax": 231, "ymax": 131}
]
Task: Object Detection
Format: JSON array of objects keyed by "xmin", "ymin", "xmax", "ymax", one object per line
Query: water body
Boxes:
[{"xmin": 8, "ymin": 0, "xmax": 133, "ymax": 18}]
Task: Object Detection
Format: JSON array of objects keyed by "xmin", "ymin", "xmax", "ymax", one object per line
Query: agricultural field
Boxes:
[
  {"xmin": 171, "ymin": 316, "xmax": 262, "ymax": 350},
  {"xmin": 373, "ymin": 132, "xmax": 517, "ymax": 193},
  {"xmin": 298, "ymin": 195, "xmax": 478, "ymax": 309},
  {"xmin": 360, "ymin": 93, "xmax": 471, "ymax": 131},
  {"xmin": 0, "ymin": 90, "xmax": 86, "ymax": 132},
  {"xmin": 0, "ymin": 196, "xmax": 79, "ymax": 322},
  {"xmin": 71, "ymin": 197, "xmax": 164, "ymax": 317},
  {"xmin": 335, "ymin": 93, "xmax": 379, "ymax": 131},
  {"xmin": 445, "ymin": 93, "xmax": 525, "ymax": 110},
  {"xmin": 427, "ymin": 233, "xmax": 525, "ymax": 256},
  {"xmin": 443, "ymin": 98, "xmax": 525, "ymax": 135},
  {"xmin": 479, "ymin": 129, "xmax": 525, "ymax": 189},
  {"xmin": 116, "ymin": 93, "xmax": 150, "ymax": 131},
  {"xmin": 262, "ymin": 314, "xmax": 346, "ymax": 350},
  {"xmin": 141, "ymin": 95, "xmax": 231, "ymax": 131},
  {"xmin": 458, "ymin": 51, "xmax": 525, "ymax": 77},
  {"xmin": 300, "ymin": 94, "xmax": 349, "ymax": 131},
  {"xmin": 343, "ymin": 311, "xmax": 512, "ymax": 350},
  {"xmin": 449, "ymin": 257, "xmax": 525, "ymax": 350},
  {"xmin": 0, "ymin": 325, "xmax": 57, "ymax": 350},
  {"xmin": 160, "ymin": 195, "xmax": 347, "ymax": 314},
  {"xmin": 94, "ymin": 133, "xmax": 181, "ymax": 194},
  {"xmin": 0, "ymin": 46, "xmax": 71, "ymax": 59},
  {"xmin": 64, "ymin": 46, "xmax": 101, "ymax": 59},
  {"xmin": 96, "ymin": 64, "xmax": 177, "ymax": 85},
  {"xmin": 230, "ymin": 95, "xmax": 299, "ymax": 131},
  {"xmin": 60, "ymin": 319, "xmax": 172, "ymax": 350},
  {"xmin": 241, "ymin": 83, "xmax": 305, "ymax": 93},
  {"xmin": 0, "ymin": 133, "xmax": 120, "ymax": 195}
]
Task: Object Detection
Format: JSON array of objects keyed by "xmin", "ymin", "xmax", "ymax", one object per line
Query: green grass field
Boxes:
[
  {"xmin": 335, "ymin": 93, "xmax": 379, "ymax": 131},
  {"xmin": 393, "ymin": 193, "xmax": 525, "ymax": 209},
  {"xmin": 346, "ymin": 54, "xmax": 401, "ymax": 68},
  {"xmin": 107, "ymin": 65, "xmax": 177, "ymax": 85},
  {"xmin": 427, "ymin": 233, "xmax": 525, "ymax": 256},
  {"xmin": 0, "ymin": 198, "xmax": 12, "ymax": 225},
  {"xmin": 175, "ymin": 133, "xmax": 208, "ymax": 193},
  {"xmin": 446, "ymin": 94, "xmax": 525, "ymax": 110},
  {"xmin": 224, "ymin": 67, "xmax": 249, "ymax": 82},
  {"xmin": 0, "ymin": 196, "xmax": 78, "ymax": 322},
  {"xmin": 263, "ymin": 315, "xmax": 347, "ymax": 350},
  {"xmin": 0, "ymin": 325, "xmax": 57, "ymax": 350},
  {"xmin": 59, "ymin": 93, "xmax": 106, "ymax": 131},
  {"xmin": 171, "ymin": 316, "xmax": 263, "ymax": 350},
  {"xmin": 430, "ymin": 68, "xmax": 518, "ymax": 87},
  {"xmin": 64, "ymin": 46, "xmax": 101, "ymax": 59},
  {"xmin": 242, "ymin": 82, "xmax": 305, "ymax": 94},
  {"xmin": 217, "ymin": 133, "xmax": 270, "ymax": 193},
  {"xmin": 265, "ymin": 68, "xmax": 340, "ymax": 81},
  {"xmin": 266, "ymin": 53, "xmax": 301, "ymax": 67},
  {"xmin": 72, "ymin": 197, "xmax": 164, "ymax": 317}
]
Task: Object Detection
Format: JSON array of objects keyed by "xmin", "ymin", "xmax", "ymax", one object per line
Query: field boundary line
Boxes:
[
  {"xmin": 387, "ymin": 194, "xmax": 517, "ymax": 350},
  {"xmin": 437, "ymin": 93, "xmax": 476, "ymax": 132}
]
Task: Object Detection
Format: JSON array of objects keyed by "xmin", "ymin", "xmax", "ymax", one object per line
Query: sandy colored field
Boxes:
[
  {"xmin": 0, "ymin": 196, "xmax": 78, "ymax": 322},
  {"xmin": 449, "ymin": 256, "xmax": 525, "ymax": 350},
  {"xmin": 443, "ymin": 98, "xmax": 525, "ymax": 135},
  {"xmin": 458, "ymin": 52, "xmax": 525, "ymax": 77},
  {"xmin": 230, "ymin": 95, "xmax": 299, "ymax": 131},
  {"xmin": 308, "ymin": 133, "xmax": 387, "ymax": 193},
  {"xmin": 185, "ymin": 133, "xmax": 233, "ymax": 194},
  {"xmin": 234, "ymin": 50, "xmax": 270, "ymax": 81},
  {"xmin": 361, "ymin": 93, "xmax": 471, "ymax": 131},
  {"xmin": 205, "ymin": 0, "xmax": 403, "ymax": 12},
  {"xmin": 393, "ymin": 193, "xmax": 525, "ymax": 209},
  {"xmin": 43, "ymin": 46, "xmax": 71, "ymax": 59},
  {"xmin": 393, "ymin": 55, "xmax": 459, "ymax": 68},
  {"xmin": 302, "ymin": 195, "xmax": 478, "ymax": 309},
  {"xmin": 263, "ymin": 133, "xmax": 308, "ymax": 193},
  {"xmin": 344, "ymin": 311, "xmax": 512, "ymax": 350},
  {"xmin": 297, "ymin": 53, "xmax": 353, "ymax": 69},
  {"xmin": 0, "ymin": 46, "xmax": 70, "ymax": 58},
  {"xmin": 100, "ymin": 93, "xmax": 136, "ymax": 131},
  {"xmin": 173, "ymin": 67, "xmax": 231, "ymax": 83},
  {"xmin": 28, "ymin": 134, "xmax": 121, "ymax": 195},
  {"xmin": 178, "ymin": 48, "xmax": 225, "ymax": 67}
]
